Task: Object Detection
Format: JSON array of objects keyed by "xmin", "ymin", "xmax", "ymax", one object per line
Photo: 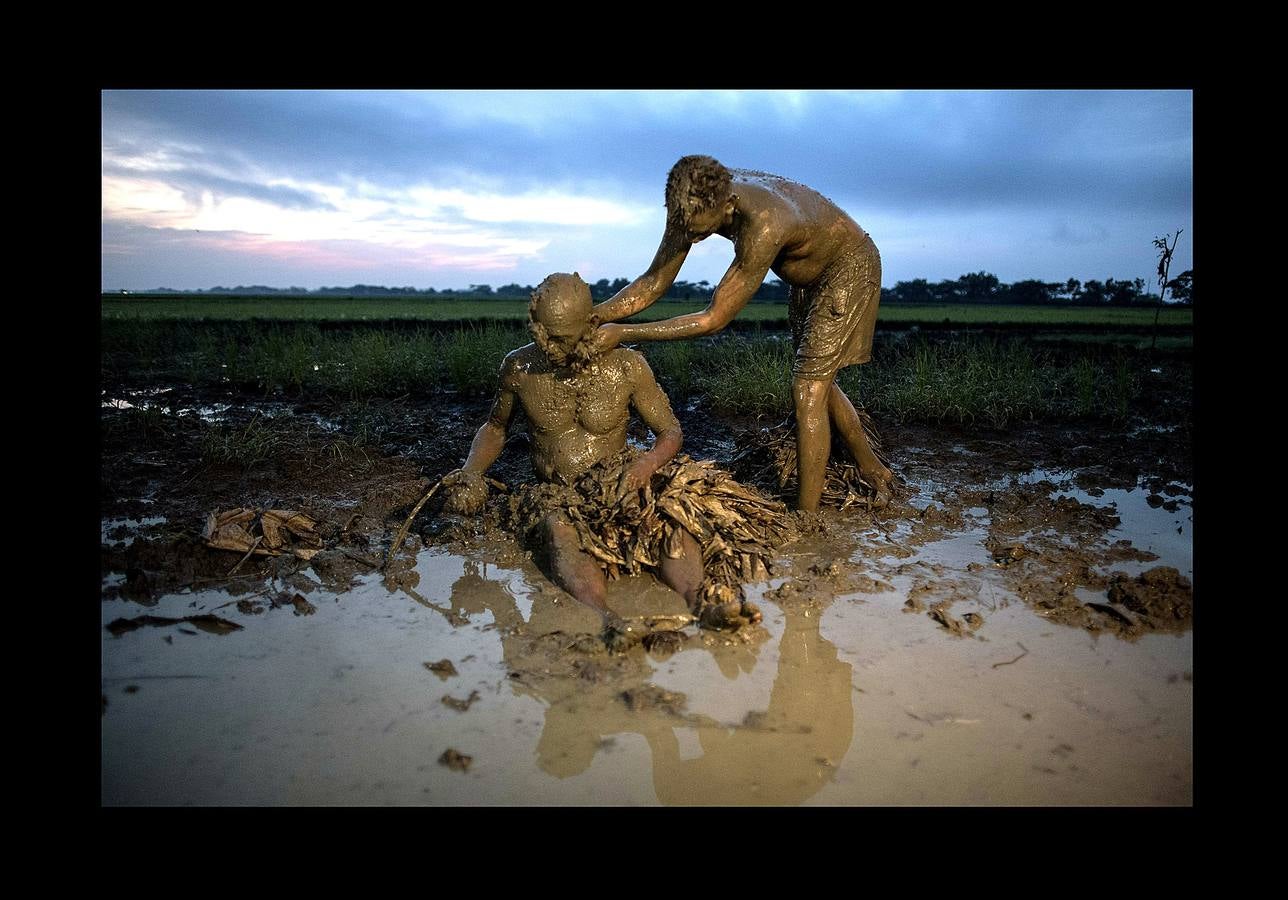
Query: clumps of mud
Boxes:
[
  {"xmin": 442, "ymin": 690, "xmax": 481, "ymax": 712},
  {"xmin": 927, "ymin": 602, "xmax": 984, "ymax": 637},
  {"xmin": 1106, "ymin": 567, "xmax": 1192, "ymax": 631},
  {"xmin": 900, "ymin": 574, "xmax": 990, "ymax": 638},
  {"xmin": 943, "ymin": 479, "xmax": 1190, "ymax": 640},
  {"xmin": 767, "ymin": 556, "xmax": 893, "ymax": 613},
  {"xmin": 102, "ymin": 534, "xmax": 273, "ymax": 604},
  {"xmin": 105, "ymin": 613, "xmax": 243, "ymax": 637},
  {"xmin": 102, "ymin": 485, "xmax": 423, "ymax": 606},
  {"xmin": 101, "ymin": 524, "xmax": 378, "ymax": 605},
  {"xmin": 1008, "ymin": 564, "xmax": 1192, "ymax": 639},
  {"xmin": 438, "ymin": 748, "xmax": 473, "ymax": 772},
  {"xmin": 619, "ymin": 685, "xmax": 688, "ymax": 716},
  {"xmin": 424, "ymin": 659, "xmax": 459, "ymax": 680}
]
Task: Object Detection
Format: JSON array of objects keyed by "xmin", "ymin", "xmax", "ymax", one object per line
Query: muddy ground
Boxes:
[{"xmin": 100, "ymin": 364, "xmax": 1193, "ymax": 805}]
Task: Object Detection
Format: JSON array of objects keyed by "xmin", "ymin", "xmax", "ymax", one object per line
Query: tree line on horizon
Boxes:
[{"xmin": 119, "ymin": 269, "xmax": 1194, "ymax": 306}]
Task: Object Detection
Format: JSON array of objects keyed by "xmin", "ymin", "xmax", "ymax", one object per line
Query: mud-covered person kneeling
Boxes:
[{"xmin": 440, "ymin": 272, "xmax": 764, "ymax": 648}]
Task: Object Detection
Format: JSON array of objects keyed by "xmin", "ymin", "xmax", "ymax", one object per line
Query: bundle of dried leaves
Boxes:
[
  {"xmin": 504, "ymin": 451, "xmax": 796, "ymax": 609},
  {"xmin": 203, "ymin": 508, "xmax": 322, "ymax": 560},
  {"xmin": 730, "ymin": 412, "xmax": 888, "ymax": 511}
]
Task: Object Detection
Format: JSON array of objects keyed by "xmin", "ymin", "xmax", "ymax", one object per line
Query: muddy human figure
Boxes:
[
  {"xmin": 440, "ymin": 273, "xmax": 761, "ymax": 640},
  {"xmin": 592, "ymin": 155, "xmax": 894, "ymax": 512}
]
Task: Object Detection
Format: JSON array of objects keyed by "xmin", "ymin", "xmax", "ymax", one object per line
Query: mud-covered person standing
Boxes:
[{"xmin": 590, "ymin": 155, "xmax": 894, "ymax": 512}]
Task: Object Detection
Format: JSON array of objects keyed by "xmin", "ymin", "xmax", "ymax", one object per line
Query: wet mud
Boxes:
[{"xmin": 100, "ymin": 379, "xmax": 1192, "ymax": 805}]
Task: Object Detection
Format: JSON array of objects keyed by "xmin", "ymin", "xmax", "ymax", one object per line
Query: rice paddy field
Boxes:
[
  {"xmin": 100, "ymin": 293, "xmax": 1193, "ymax": 806},
  {"xmin": 101, "ymin": 295, "xmax": 1194, "ymax": 328},
  {"xmin": 101, "ymin": 298, "xmax": 1192, "ymax": 429}
]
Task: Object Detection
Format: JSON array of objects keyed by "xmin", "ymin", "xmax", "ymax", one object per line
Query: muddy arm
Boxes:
[
  {"xmin": 591, "ymin": 224, "xmax": 691, "ymax": 324},
  {"xmin": 460, "ymin": 381, "xmax": 517, "ymax": 476},
  {"xmin": 608, "ymin": 230, "xmax": 778, "ymax": 343},
  {"xmin": 618, "ymin": 354, "xmax": 683, "ymax": 495},
  {"xmin": 441, "ymin": 357, "xmax": 521, "ymax": 516}
]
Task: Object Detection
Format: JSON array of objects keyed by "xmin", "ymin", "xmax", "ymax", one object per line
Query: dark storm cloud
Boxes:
[{"xmin": 103, "ymin": 89, "xmax": 1190, "ymax": 214}]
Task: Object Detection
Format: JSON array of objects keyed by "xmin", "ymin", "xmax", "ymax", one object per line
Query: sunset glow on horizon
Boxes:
[{"xmin": 102, "ymin": 90, "xmax": 1193, "ymax": 292}]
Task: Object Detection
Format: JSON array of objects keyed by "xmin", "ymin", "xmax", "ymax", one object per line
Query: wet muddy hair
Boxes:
[
  {"xmin": 528, "ymin": 274, "xmax": 599, "ymax": 372},
  {"xmin": 666, "ymin": 155, "xmax": 732, "ymax": 225}
]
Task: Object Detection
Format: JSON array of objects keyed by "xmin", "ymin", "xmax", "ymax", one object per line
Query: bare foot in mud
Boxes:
[
  {"xmin": 698, "ymin": 598, "xmax": 763, "ymax": 631},
  {"xmin": 867, "ymin": 467, "xmax": 897, "ymax": 510}
]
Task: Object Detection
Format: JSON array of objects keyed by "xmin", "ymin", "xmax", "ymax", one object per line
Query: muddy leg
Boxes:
[
  {"xmin": 659, "ymin": 528, "xmax": 704, "ymax": 608},
  {"xmin": 828, "ymin": 381, "xmax": 894, "ymax": 505},
  {"xmin": 543, "ymin": 514, "xmax": 608, "ymax": 615},
  {"xmin": 543, "ymin": 514, "xmax": 637, "ymax": 651},
  {"xmin": 659, "ymin": 529, "xmax": 762, "ymax": 630},
  {"xmin": 793, "ymin": 376, "xmax": 832, "ymax": 513}
]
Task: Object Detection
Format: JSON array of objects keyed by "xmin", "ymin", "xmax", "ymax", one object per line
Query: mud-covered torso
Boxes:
[
  {"xmin": 505, "ymin": 346, "xmax": 639, "ymax": 483},
  {"xmin": 727, "ymin": 172, "xmax": 869, "ymax": 288}
]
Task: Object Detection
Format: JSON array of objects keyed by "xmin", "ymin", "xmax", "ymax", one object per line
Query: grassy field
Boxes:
[
  {"xmin": 101, "ymin": 317, "xmax": 1189, "ymax": 428},
  {"xmin": 101, "ymin": 295, "xmax": 1194, "ymax": 328}
]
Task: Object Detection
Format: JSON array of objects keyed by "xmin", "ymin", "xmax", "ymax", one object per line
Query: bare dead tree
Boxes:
[{"xmin": 1151, "ymin": 229, "xmax": 1182, "ymax": 352}]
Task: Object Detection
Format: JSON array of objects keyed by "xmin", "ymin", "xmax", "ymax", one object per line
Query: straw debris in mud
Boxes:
[
  {"xmin": 203, "ymin": 508, "xmax": 323, "ymax": 561},
  {"xmin": 503, "ymin": 450, "xmax": 796, "ymax": 616},
  {"xmin": 730, "ymin": 412, "xmax": 891, "ymax": 511}
]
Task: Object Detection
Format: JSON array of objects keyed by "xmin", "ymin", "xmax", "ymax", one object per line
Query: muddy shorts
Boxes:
[{"xmin": 788, "ymin": 233, "xmax": 881, "ymax": 381}]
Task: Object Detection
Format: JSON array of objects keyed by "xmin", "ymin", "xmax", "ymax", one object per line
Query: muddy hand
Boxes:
[
  {"xmin": 441, "ymin": 469, "xmax": 488, "ymax": 515},
  {"xmin": 614, "ymin": 461, "xmax": 652, "ymax": 505},
  {"xmin": 589, "ymin": 322, "xmax": 625, "ymax": 356}
]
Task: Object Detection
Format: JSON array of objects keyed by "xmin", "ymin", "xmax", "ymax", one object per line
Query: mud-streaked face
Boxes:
[
  {"xmin": 529, "ymin": 273, "xmax": 597, "ymax": 370},
  {"xmin": 542, "ymin": 331, "xmax": 587, "ymax": 361},
  {"xmin": 682, "ymin": 200, "xmax": 730, "ymax": 243}
]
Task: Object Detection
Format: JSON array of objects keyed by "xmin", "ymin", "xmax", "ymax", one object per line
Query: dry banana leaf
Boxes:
[
  {"xmin": 504, "ymin": 450, "xmax": 796, "ymax": 612},
  {"xmin": 203, "ymin": 507, "xmax": 323, "ymax": 560}
]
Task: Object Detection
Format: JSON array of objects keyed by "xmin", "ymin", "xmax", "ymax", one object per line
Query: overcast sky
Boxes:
[{"xmin": 101, "ymin": 89, "xmax": 1193, "ymax": 292}]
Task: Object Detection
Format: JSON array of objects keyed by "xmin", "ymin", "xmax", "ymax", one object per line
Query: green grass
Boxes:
[
  {"xmin": 102, "ymin": 318, "xmax": 1185, "ymax": 427},
  {"xmin": 872, "ymin": 304, "xmax": 1192, "ymax": 326},
  {"xmin": 199, "ymin": 413, "xmax": 280, "ymax": 465},
  {"xmin": 102, "ymin": 295, "xmax": 1194, "ymax": 328},
  {"xmin": 839, "ymin": 338, "xmax": 1157, "ymax": 427}
]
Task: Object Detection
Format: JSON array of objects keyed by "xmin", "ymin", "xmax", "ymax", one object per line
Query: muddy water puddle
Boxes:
[
  {"xmin": 102, "ymin": 495, "xmax": 1192, "ymax": 804},
  {"xmin": 1009, "ymin": 467, "xmax": 1192, "ymax": 579}
]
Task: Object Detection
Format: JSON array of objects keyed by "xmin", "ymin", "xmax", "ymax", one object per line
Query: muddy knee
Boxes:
[
  {"xmin": 660, "ymin": 528, "xmax": 704, "ymax": 605},
  {"xmin": 543, "ymin": 514, "xmax": 608, "ymax": 609},
  {"xmin": 792, "ymin": 376, "xmax": 831, "ymax": 420}
]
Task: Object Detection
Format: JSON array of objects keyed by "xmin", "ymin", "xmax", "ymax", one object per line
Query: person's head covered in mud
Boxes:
[
  {"xmin": 665, "ymin": 155, "xmax": 734, "ymax": 242},
  {"xmin": 528, "ymin": 272, "xmax": 600, "ymax": 372}
]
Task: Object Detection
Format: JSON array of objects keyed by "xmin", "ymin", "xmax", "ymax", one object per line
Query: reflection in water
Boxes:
[
  {"xmin": 430, "ymin": 558, "xmax": 855, "ymax": 806},
  {"xmin": 539, "ymin": 603, "xmax": 854, "ymax": 805}
]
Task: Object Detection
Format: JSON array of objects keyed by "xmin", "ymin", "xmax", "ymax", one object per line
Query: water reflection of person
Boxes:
[
  {"xmin": 536, "ymin": 600, "xmax": 855, "ymax": 806},
  {"xmin": 432, "ymin": 542, "xmax": 854, "ymax": 805}
]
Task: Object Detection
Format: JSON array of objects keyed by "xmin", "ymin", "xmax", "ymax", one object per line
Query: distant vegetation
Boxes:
[
  {"xmin": 102, "ymin": 296, "xmax": 1193, "ymax": 328},
  {"xmin": 101, "ymin": 267, "xmax": 1194, "ymax": 430},
  {"xmin": 107, "ymin": 268, "xmax": 1195, "ymax": 308}
]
